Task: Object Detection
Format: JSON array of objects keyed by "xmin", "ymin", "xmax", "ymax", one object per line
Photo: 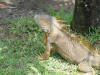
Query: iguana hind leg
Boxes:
[{"xmin": 78, "ymin": 61, "xmax": 95, "ymax": 75}]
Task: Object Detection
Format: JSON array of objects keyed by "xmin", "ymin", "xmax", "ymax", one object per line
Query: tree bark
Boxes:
[{"xmin": 71, "ymin": 0, "xmax": 100, "ymax": 34}]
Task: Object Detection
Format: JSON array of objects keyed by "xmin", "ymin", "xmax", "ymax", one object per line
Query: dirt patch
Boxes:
[
  {"xmin": 0, "ymin": 8, "xmax": 39, "ymax": 25},
  {"xmin": 0, "ymin": 0, "xmax": 75, "ymax": 25}
]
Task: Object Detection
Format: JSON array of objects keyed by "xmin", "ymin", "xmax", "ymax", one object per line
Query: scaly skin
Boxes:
[{"xmin": 34, "ymin": 14, "xmax": 100, "ymax": 75}]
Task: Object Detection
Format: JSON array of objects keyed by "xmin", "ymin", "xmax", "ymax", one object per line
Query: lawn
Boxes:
[{"xmin": 0, "ymin": 9, "xmax": 100, "ymax": 75}]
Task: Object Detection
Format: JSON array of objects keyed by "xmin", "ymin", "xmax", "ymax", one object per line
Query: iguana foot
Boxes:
[{"xmin": 38, "ymin": 53, "xmax": 50, "ymax": 60}]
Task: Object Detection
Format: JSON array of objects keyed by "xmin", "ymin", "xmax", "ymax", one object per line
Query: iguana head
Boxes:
[{"xmin": 34, "ymin": 14, "xmax": 53, "ymax": 33}]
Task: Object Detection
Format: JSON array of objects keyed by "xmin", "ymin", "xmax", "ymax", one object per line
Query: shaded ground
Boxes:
[
  {"xmin": 0, "ymin": 0, "xmax": 75, "ymax": 25},
  {"xmin": 0, "ymin": 6, "xmax": 41, "ymax": 39},
  {"xmin": 0, "ymin": 2, "xmax": 72, "ymax": 40},
  {"xmin": 0, "ymin": 7, "xmax": 38, "ymax": 25}
]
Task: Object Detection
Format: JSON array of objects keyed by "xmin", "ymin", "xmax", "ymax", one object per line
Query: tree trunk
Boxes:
[{"xmin": 71, "ymin": 0, "xmax": 100, "ymax": 34}]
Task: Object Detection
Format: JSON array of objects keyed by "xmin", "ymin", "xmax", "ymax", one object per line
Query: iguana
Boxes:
[{"xmin": 34, "ymin": 14, "xmax": 100, "ymax": 75}]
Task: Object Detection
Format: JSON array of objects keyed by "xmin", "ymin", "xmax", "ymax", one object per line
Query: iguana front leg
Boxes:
[
  {"xmin": 78, "ymin": 61, "xmax": 95, "ymax": 75},
  {"xmin": 38, "ymin": 32, "xmax": 57, "ymax": 60},
  {"xmin": 43, "ymin": 32, "xmax": 55, "ymax": 54},
  {"xmin": 38, "ymin": 37, "xmax": 52, "ymax": 60}
]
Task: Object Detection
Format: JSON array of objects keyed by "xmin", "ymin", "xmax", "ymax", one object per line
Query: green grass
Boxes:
[
  {"xmin": 0, "ymin": 9, "xmax": 100, "ymax": 75},
  {"xmin": 87, "ymin": 26, "xmax": 100, "ymax": 43},
  {"xmin": 49, "ymin": 8, "xmax": 73, "ymax": 26}
]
